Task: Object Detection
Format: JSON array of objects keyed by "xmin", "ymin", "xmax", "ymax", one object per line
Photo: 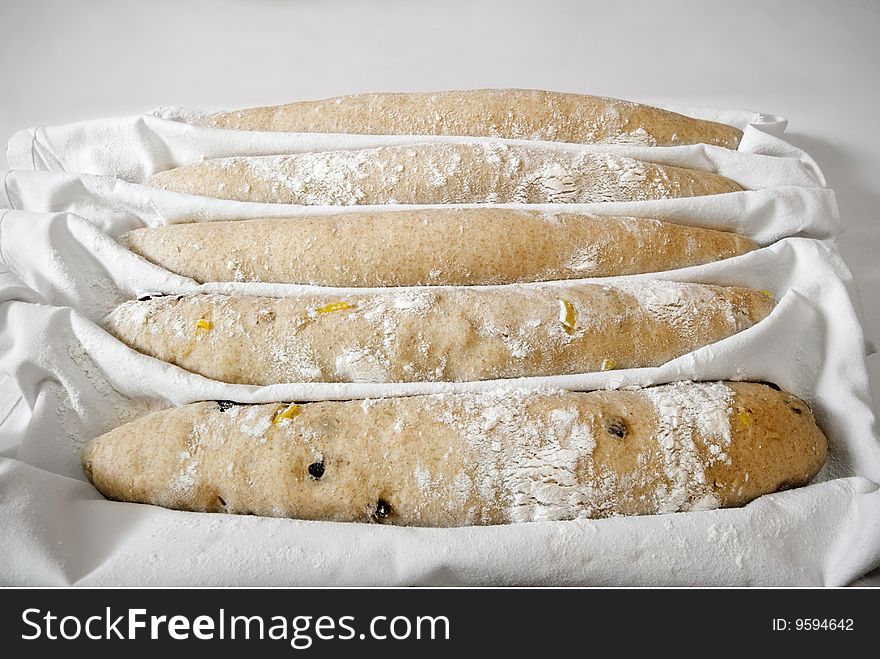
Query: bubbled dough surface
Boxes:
[
  {"xmin": 200, "ymin": 89, "xmax": 743, "ymax": 149},
  {"xmin": 103, "ymin": 283, "xmax": 774, "ymax": 385},
  {"xmin": 81, "ymin": 382, "xmax": 827, "ymax": 527},
  {"xmin": 146, "ymin": 142, "xmax": 743, "ymax": 206},
  {"xmin": 124, "ymin": 209, "xmax": 757, "ymax": 286}
]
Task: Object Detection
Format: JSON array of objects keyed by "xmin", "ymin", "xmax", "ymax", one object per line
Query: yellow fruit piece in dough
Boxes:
[
  {"xmin": 601, "ymin": 358, "xmax": 617, "ymax": 371},
  {"xmin": 557, "ymin": 298, "xmax": 578, "ymax": 335},
  {"xmin": 272, "ymin": 403, "xmax": 301, "ymax": 425},
  {"xmin": 196, "ymin": 319, "xmax": 213, "ymax": 332},
  {"xmin": 316, "ymin": 301, "xmax": 352, "ymax": 314}
]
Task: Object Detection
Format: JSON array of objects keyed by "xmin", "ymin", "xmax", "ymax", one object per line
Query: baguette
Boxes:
[
  {"xmin": 104, "ymin": 283, "xmax": 774, "ymax": 385},
  {"xmin": 146, "ymin": 142, "xmax": 743, "ymax": 205},
  {"xmin": 125, "ymin": 210, "xmax": 756, "ymax": 286},
  {"xmin": 81, "ymin": 381, "xmax": 827, "ymax": 526},
  {"xmin": 197, "ymin": 89, "xmax": 743, "ymax": 149}
]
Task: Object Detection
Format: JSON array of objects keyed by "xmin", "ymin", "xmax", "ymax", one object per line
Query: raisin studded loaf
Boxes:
[
  {"xmin": 81, "ymin": 382, "xmax": 827, "ymax": 526},
  {"xmin": 103, "ymin": 282, "xmax": 774, "ymax": 385}
]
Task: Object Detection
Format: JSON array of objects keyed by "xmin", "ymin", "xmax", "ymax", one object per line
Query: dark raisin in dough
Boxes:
[
  {"xmin": 217, "ymin": 400, "xmax": 236, "ymax": 412},
  {"xmin": 307, "ymin": 461, "xmax": 325, "ymax": 479},
  {"xmin": 374, "ymin": 499, "xmax": 392, "ymax": 520},
  {"xmin": 606, "ymin": 417, "xmax": 628, "ymax": 439}
]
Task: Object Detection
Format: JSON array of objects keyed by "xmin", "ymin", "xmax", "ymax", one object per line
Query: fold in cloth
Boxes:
[
  {"xmin": 1, "ymin": 456, "xmax": 877, "ymax": 586},
  {"xmin": 0, "ymin": 169, "xmax": 841, "ymax": 245},
  {"xmin": 5, "ymin": 106, "xmax": 810, "ymax": 186}
]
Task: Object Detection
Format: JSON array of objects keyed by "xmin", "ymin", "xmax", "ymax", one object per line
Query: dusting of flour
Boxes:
[
  {"xmin": 148, "ymin": 142, "xmax": 734, "ymax": 206},
  {"xmin": 150, "ymin": 382, "xmax": 737, "ymax": 525}
]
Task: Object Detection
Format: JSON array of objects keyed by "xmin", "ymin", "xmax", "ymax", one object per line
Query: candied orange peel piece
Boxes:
[
  {"xmin": 316, "ymin": 301, "xmax": 352, "ymax": 314},
  {"xmin": 557, "ymin": 298, "xmax": 578, "ymax": 335},
  {"xmin": 272, "ymin": 403, "xmax": 301, "ymax": 425}
]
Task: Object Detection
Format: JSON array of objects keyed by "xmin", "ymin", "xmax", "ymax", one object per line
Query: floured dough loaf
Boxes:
[
  {"xmin": 194, "ymin": 89, "xmax": 743, "ymax": 149},
  {"xmin": 125, "ymin": 210, "xmax": 757, "ymax": 286},
  {"xmin": 103, "ymin": 283, "xmax": 774, "ymax": 385},
  {"xmin": 81, "ymin": 381, "xmax": 827, "ymax": 526},
  {"xmin": 146, "ymin": 142, "xmax": 743, "ymax": 205}
]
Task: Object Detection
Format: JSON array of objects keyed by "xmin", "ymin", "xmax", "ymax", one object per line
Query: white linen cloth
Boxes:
[{"xmin": 1, "ymin": 106, "xmax": 877, "ymax": 585}]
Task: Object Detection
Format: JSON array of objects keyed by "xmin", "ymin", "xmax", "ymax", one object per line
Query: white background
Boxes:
[{"xmin": 1, "ymin": 0, "xmax": 878, "ymax": 583}]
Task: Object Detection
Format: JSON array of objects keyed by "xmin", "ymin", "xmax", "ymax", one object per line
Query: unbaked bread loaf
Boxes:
[
  {"xmin": 103, "ymin": 283, "xmax": 774, "ymax": 385},
  {"xmin": 125, "ymin": 210, "xmax": 757, "ymax": 286},
  {"xmin": 197, "ymin": 89, "xmax": 743, "ymax": 149},
  {"xmin": 81, "ymin": 381, "xmax": 827, "ymax": 526},
  {"xmin": 146, "ymin": 142, "xmax": 743, "ymax": 205}
]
